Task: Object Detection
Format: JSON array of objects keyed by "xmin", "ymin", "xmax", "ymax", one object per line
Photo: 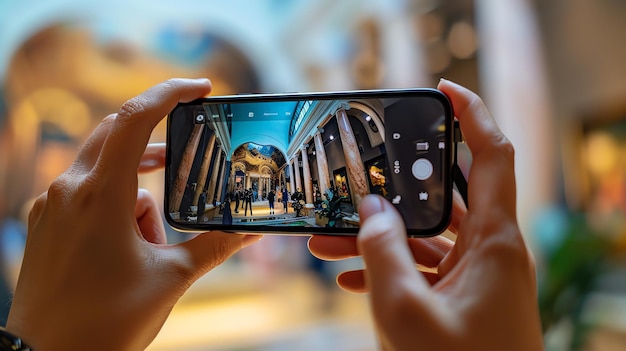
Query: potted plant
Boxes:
[{"xmin": 315, "ymin": 187, "xmax": 345, "ymax": 227}]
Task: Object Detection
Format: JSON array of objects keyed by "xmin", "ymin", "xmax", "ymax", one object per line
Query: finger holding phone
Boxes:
[
  {"xmin": 308, "ymin": 79, "xmax": 544, "ymax": 351},
  {"xmin": 6, "ymin": 79, "xmax": 262, "ymax": 351}
]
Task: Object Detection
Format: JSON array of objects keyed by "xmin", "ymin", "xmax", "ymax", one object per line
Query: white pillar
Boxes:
[
  {"xmin": 293, "ymin": 154, "xmax": 302, "ymax": 192},
  {"xmin": 475, "ymin": 0, "xmax": 556, "ymax": 241},
  {"xmin": 289, "ymin": 160, "xmax": 296, "ymax": 194}
]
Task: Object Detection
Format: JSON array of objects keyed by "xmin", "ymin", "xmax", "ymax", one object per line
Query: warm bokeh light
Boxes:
[
  {"xmin": 586, "ymin": 131, "xmax": 618, "ymax": 177},
  {"xmin": 447, "ymin": 21, "xmax": 478, "ymax": 59},
  {"xmin": 20, "ymin": 88, "xmax": 91, "ymax": 139}
]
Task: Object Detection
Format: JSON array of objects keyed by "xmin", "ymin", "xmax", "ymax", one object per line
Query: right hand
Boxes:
[{"xmin": 308, "ymin": 79, "xmax": 544, "ymax": 351}]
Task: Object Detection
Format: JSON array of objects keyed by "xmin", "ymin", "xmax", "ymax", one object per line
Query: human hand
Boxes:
[
  {"xmin": 6, "ymin": 79, "xmax": 262, "ymax": 351},
  {"xmin": 308, "ymin": 79, "xmax": 544, "ymax": 351}
]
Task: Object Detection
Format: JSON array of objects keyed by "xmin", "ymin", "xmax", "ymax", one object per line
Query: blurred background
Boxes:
[{"xmin": 1, "ymin": 0, "xmax": 626, "ymax": 350}]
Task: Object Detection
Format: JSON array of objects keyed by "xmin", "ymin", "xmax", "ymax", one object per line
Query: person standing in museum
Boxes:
[
  {"xmin": 291, "ymin": 188, "xmax": 304, "ymax": 217},
  {"xmin": 221, "ymin": 193, "xmax": 233, "ymax": 225},
  {"xmin": 244, "ymin": 188, "xmax": 253, "ymax": 216},
  {"xmin": 197, "ymin": 191, "xmax": 207, "ymax": 223},
  {"xmin": 233, "ymin": 188, "xmax": 240, "ymax": 214},
  {"xmin": 267, "ymin": 189, "xmax": 276, "ymax": 215},
  {"xmin": 282, "ymin": 187, "xmax": 289, "ymax": 213},
  {"xmin": 240, "ymin": 187, "xmax": 245, "ymax": 211},
  {"xmin": 313, "ymin": 185, "xmax": 322, "ymax": 210}
]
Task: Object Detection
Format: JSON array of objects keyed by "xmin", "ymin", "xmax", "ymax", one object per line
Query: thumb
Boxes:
[
  {"xmin": 174, "ymin": 232, "xmax": 262, "ymax": 279},
  {"xmin": 357, "ymin": 195, "xmax": 431, "ymax": 301}
]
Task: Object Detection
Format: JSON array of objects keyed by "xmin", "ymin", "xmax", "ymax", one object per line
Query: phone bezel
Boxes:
[{"xmin": 165, "ymin": 88, "xmax": 455, "ymax": 237}]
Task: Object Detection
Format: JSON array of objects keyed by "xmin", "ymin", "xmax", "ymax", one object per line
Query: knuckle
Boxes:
[
  {"xmin": 46, "ymin": 175, "xmax": 74, "ymax": 203},
  {"xmin": 161, "ymin": 78, "xmax": 182, "ymax": 91},
  {"xmin": 47, "ymin": 172, "xmax": 105, "ymax": 209},
  {"xmin": 102, "ymin": 113, "xmax": 117, "ymax": 123},
  {"xmin": 28, "ymin": 192, "xmax": 48, "ymax": 224},
  {"xmin": 466, "ymin": 91, "xmax": 487, "ymax": 112},
  {"xmin": 209, "ymin": 235, "xmax": 236, "ymax": 267},
  {"xmin": 457, "ymin": 90, "xmax": 487, "ymax": 119},
  {"xmin": 476, "ymin": 222, "xmax": 534, "ymax": 273},
  {"xmin": 117, "ymin": 97, "xmax": 147, "ymax": 124},
  {"xmin": 496, "ymin": 135, "xmax": 515, "ymax": 160},
  {"xmin": 484, "ymin": 133, "xmax": 515, "ymax": 165}
]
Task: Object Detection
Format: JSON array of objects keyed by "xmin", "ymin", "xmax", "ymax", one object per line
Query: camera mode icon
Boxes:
[{"xmin": 194, "ymin": 114, "xmax": 206, "ymax": 124}]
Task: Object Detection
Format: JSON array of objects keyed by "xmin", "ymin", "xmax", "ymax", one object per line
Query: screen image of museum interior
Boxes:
[{"xmin": 168, "ymin": 97, "xmax": 389, "ymax": 228}]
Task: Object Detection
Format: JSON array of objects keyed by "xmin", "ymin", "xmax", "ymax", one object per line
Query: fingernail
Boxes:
[
  {"xmin": 358, "ymin": 195, "xmax": 385, "ymax": 221},
  {"xmin": 242, "ymin": 234, "xmax": 263, "ymax": 248},
  {"xmin": 139, "ymin": 158, "xmax": 158, "ymax": 168}
]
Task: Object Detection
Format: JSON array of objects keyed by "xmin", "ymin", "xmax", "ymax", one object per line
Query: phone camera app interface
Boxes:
[{"xmin": 167, "ymin": 92, "xmax": 451, "ymax": 233}]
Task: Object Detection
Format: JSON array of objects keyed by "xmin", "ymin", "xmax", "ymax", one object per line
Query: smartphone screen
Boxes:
[{"xmin": 165, "ymin": 89, "xmax": 453, "ymax": 236}]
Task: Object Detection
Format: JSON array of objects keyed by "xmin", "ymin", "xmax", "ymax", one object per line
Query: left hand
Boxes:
[{"xmin": 7, "ymin": 78, "xmax": 262, "ymax": 351}]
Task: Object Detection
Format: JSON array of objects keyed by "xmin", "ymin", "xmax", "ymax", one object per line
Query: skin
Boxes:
[
  {"xmin": 6, "ymin": 78, "xmax": 262, "ymax": 351},
  {"xmin": 308, "ymin": 79, "xmax": 545, "ymax": 351},
  {"xmin": 5, "ymin": 78, "xmax": 543, "ymax": 350}
]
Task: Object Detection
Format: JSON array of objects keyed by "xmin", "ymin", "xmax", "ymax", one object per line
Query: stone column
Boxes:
[
  {"xmin": 207, "ymin": 147, "xmax": 223, "ymax": 204},
  {"xmin": 245, "ymin": 173, "xmax": 251, "ymax": 190},
  {"xmin": 262, "ymin": 177, "xmax": 266, "ymax": 199},
  {"xmin": 281, "ymin": 170, "xmax": 286, "ymax": 189},
  {"xmin": 221, "ymin": 162, "xmax": 233, "ymax": 201},
  {"xmin": 192, "ymin": 133, "xmax": 217, "ymax": 207},
  {"xmin": 229, "ymin": 169, "xmax": 236, "ymax": 193},
  {"xmin": 314, "ymin": 132, "xmax": 331, "ymax": 197},
  {"xmin": 169, "ymin": 124, "xmax": 204, "ymax": 213},
  {"xmin": 475, "ymin": 0, "xmax": 555, "ymax": 241},
  {"xmin": 288, "ymin": 162, "xmax": 296, "ymax": 194},
  {"xmin": 336, "ymin": 108, "xmax": 368, "ymax": 207},
  {"xmin": 301, "ymin": 147, "xmax": 313, "ymax": 204},
  {"xmin": 216, "ymin": 157, "xmax": 227, "ymax": 202},
  {"xmin": 293, "ymin": 154, "xmax": 302, "ymax": 192}
]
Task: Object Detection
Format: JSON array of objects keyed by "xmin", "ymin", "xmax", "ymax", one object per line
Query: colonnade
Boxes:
[
  {"xmin": 255, "ymin": 175, "xmax": 273, "ymax": 197},
  {"xmin": 285, "ymin": 107, "xmax": 372, "ymax": 208},
  {"xmin": 169, "ymin": 127, "xmax": 229, "ymax": 214},
  {"xmin": 169, "ymin": 103, "xmax": 382, "ymax": 216},
  {"xmin": 228, "ymin": 167, "xmax": 275, "ymax": 198}
]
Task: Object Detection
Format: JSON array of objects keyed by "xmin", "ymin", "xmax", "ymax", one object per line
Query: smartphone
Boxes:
[{"xmin": 165, "ymin": 89, "xmax": 455, "ymax": 237}]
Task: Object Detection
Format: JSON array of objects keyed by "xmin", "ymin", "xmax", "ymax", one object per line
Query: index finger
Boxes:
[
  {"xmin": 438, "ymin": 79, "xmax": 517, "ymax": 220},
  {"xmin": 308, "ymin": 235, "xmax": 453, "ymax": 268},
  {"xmin": 94, "ymin": 78, "xmax": 212, "ymax": 180}
]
